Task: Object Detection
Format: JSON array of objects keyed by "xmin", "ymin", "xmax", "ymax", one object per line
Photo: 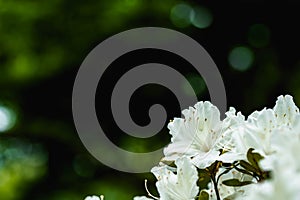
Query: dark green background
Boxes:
[{"xmin": 0, "ymin": 1, "xmax": 300, "ymax": 199}]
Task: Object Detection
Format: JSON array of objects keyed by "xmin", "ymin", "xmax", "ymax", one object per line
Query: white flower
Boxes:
[
  {"xmin": 133, "ymin": 197, "xmax": 153, "ymax": 200},
  {"xmin": 132, "ymin": 95, "xmax": 300, "ymax": 200},
  {"xmin": 273, "ymin": 95, "xmax": 300, "ymax": 127},
  {"xmin": 133, "ymin": 157, "xmax": 199, "ymax": 200},
  {"xmin": 163, "ymin": 101, "xmax": 240, "ymax": 168},
  {"xmin": 248, "ymin": 140, "xmax": 300, "ymax": 200},
  {"xmin": 235, "ymin": 108, "xmax": 277, "ymax": 157},
  {"xmin": 217, "ymin": 107, "xmax": 247, "ymax": 163},
  {"xmin": 228, "ymin": 95, "xmax": 300, "ymax": 167},
  {"xmin": 244, "ymin": 165, "xmax": 300, "ymax": 200},
  {"xmin": 260, "ymin": 127, "xmax": 300, "ymax": 172},
  {"xmin": 84, "ymin": 195, "xmax": 104, "ymax": 200}
]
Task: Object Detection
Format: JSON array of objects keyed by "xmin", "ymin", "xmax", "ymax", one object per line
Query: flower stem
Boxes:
[{"xmin": 212, "ymin": 175, "xmax": 221, "ymax": 200}]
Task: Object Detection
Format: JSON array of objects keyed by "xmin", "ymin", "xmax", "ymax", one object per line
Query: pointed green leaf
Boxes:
[
  {"xmin": 198, "ymin": 190, "xmax": 209, "ymax": 200},
  {"xmin": 233, "ymin": 166, "xmax": 253, "ymax": 177},
  {"xmin": 239, "ymin": 160, "xmax": 259, "ymax": 174},
  {"xmin": 246, "ymin": 148, "xmax": 264, "ymax": 170},
  {"xmin": 222, "ymin": 179, "xmax": 253, "ymax": 187}
]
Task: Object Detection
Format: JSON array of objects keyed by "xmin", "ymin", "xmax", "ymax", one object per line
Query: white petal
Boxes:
[
  {"xmin": 84, "ymin": 196, "xmax": 101, "ymax": 200},
  {"xmin": 133, "ymin": 196, "xmax": 153, "ymax": 200},
  {"xmin": 273, "ymin": 95, "xmax": 300, "ymax": 126},
  {"xmin": 192, "ymin": 150, "xmax": 220, "ymax": 168},
  {"xmin": 151, "ymin": 157, "xmax": 199, "ymax": 200},
  {"xmin": 164, "ymin": 101, "xmax": 223, "ymax": 168}
]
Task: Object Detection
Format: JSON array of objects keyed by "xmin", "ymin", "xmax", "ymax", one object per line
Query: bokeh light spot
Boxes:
[
  {"xmin": 228, "ymin": 46, "xmax": 254, "ymax": 71},
  {"xmin": 8, "ymin": 54, "xmax": 38, "ymax": 81},
  {"xmin": 190, "ymin": 6, "xmax": 213, "ymax": 29},
  {"xmin": 0, "ymin": 105, "xmax": 17, "ymax": 132},
  {"xmin": 182, "ymin": 73, "xmax": 206, "ymax": 97},
  {"xmin": 0, "ymin": 139, "xmax": 48, "ymax": 199},
  {"xmin": 248, "ymin": 24, "xmax": 270, "ymax": 48},
  {"xmin": 170, "ymin": 3, "xmax": 194, "ymax": 28}
]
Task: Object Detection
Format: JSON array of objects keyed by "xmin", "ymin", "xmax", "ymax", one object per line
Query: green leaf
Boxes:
[
  {"xmin": 197, "ymin": 169, "xmax": 211, "ymax": 190},
  {"xmin": 222, "ymin": 179, "xmax": 253, "ymax": 187},
  {"xmin": 246, "ymin": 148, "xmax": 264, "ymax": 170},
  {"xmin": 198, "ymin": 190, "xmax": 209, "ymax": 200},
  {"xmin": 239, "ymin": 160, "xmax": 259, "ymax": 174},
  {"xmin": 222, "ymin": 162, "xmax": 234, "ymax": 168},
  {"xmin": 233, "ymin": 166, "xmax": 254, "ymax": 177},
  {"xmin": 160, "ymin": 160, "xmax": 176, "ymax": 167}
]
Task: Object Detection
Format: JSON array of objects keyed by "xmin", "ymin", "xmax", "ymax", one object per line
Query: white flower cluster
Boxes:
[
  {"xmin": 84, "ymin": 195, "xmax": 104, "ymax": 200},
  {"xmin": 133, "ymin": 95, "xmax": 300, "ymax": 200},
  {"xmin": 84, "ymin": 95, "xmax": 300, "ymax": 200}
]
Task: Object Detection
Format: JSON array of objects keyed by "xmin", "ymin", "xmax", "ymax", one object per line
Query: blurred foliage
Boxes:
[
  {"xmin": 0, "ymin": 139, "xmax": 47, "ymax": 200},
  {"xmin": 0, "ymin": 0, "xmax": 300, "ymax": 199}
]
